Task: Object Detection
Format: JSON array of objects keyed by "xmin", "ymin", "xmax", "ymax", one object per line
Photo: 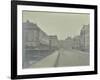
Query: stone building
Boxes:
[
  {"xmin": 22, "ymin": 20, "xmax": 50, "ymax": 68},
  {"xmin": 72, "ymin": 35, "xmax": 81, "ymax": 50},
  {"xmin": 49, "ymin": 35, "xmax": 59, "ymax": 50},
  {"xmin": 58, "ymin": 40, "xmax": 65, "ymax": 49},
  {"xmin": 65, "ymin": 37, "xmax": 73, "ymax": 49},
  {"xmin": 80, "ymin": 24, "xmax": 90, "ymax": 52},
  {"xmin": 23, "ymin": 20, "xmax": 40, "ymax": 49},
  {"xmin": 22, "ymin": 20, "xmax": 50, "ymax": 50},
  {"xmin": 58, "ymin": 37, "xmax": 73, "ymax": 50}
]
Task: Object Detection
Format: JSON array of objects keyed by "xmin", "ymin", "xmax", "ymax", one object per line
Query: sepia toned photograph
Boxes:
[{"xmin": 22, "ymin": 11, "xmax": 90, "ymax": 69}]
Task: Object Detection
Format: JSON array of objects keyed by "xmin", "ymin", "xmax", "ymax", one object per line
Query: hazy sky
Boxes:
[{"xmin": 22, "ymin": 11, "xmax": 89, "ymax": 40}]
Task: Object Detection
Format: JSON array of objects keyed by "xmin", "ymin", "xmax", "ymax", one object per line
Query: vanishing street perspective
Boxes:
[{"xmin": 22, "ymin": 11, "xmax": 90, "ymax": 68}]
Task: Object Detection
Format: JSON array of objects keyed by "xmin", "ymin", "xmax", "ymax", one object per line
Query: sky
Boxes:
[{"xmin": 22, "ymin": 11, "xmax": 89, "ymax": 40}]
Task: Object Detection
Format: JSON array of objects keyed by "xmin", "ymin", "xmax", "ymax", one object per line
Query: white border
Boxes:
[{"xmin": 17, "ymin": 5, "xmax": 94, "ymax": 75}]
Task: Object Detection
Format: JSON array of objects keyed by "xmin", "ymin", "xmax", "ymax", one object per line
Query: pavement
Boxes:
[
  {"xmin": 31, "ymin": 49, "xmax": 89, "ymax": 68},
  {"xmin": 32, "ymin": 51, "xmax": 59, "ymax": 68}
]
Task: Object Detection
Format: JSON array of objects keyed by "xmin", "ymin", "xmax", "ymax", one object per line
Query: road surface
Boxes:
[
  {"xmin": 56, "ymin": 49, "xmax": 89, "ymax": 67},
  {"xmin": 31, "ymin": 48, "xmax": 89, "ymax": 68}
]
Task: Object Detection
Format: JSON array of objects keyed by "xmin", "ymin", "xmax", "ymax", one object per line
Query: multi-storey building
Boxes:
[
  {"xmin": 65, "ymin": 37, "xmax": 73, "ymax": 49},
  {"xmin": 49, "ymin": 35, "xmax": 59, "ymax": 50},
  {"xmin": 22, "ymin": 20, "xmax": 50, "ymax": 50},
  {"xmin": 22, "ymin": 20, "xmax": 50, "ymax": 68},
  {"xmin": 80, "ymin": 24, "xmax": 90, "ymax": 52},
  {"xmin": 72, "ymin": 35, "xmax": 81, "ymax": 50}
]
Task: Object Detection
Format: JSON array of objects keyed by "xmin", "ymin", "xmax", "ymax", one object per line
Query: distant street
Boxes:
[{"xmin": 31, "ymin": 48, "xmax": 89, "ymax": 68}]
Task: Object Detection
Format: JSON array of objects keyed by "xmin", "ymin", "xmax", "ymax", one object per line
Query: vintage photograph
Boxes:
[
  {"xmin": 11, "ymin": 1, "xmax": 97, "ymax": 79},
  {"xmin": 22, "ymin": 11, "xmax": 90, "ymax": 69}
]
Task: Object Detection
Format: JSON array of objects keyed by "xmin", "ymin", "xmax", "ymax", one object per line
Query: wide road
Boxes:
[
  {"xmin": 55, "ymin": 48, "xmax": 89, "ymax": 67},
  {"xmin": 32, "ymin": 48, "xmax": 89, "ymax": 68}
]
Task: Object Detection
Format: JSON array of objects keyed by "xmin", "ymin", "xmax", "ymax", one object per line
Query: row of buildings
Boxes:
[
  {"xmin": 22, "ymin": 20, "xmax": 89, "ymax": 68},
  {"xmin": 22, "ymin": 20, "xmax": 59, "ymax": 51},
  {"xmin": 23, "ymin": 20, "xmax": 89, "ymax": 52},
  {"xmin": 59, "ymin": 24, "xmax": 90, "ymax": 52},
  {"xmin": 22, "ymin": 20, "xmax": 59, "ymax": 68}
]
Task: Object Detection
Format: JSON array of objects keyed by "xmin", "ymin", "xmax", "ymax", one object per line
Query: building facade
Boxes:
[
  {"xmin": 22, "ymin": 20, "xmax": 50, "ymax": 50},
  {"xmin": 80, "ymin": 24, "xmax": 90, "ymax": 52},
  {"xmin": 22, "ymin": 20, "xmax": 50, "ymax": 68},
  {"xmin": 49, "ymin": 36, "xmax": 59, "ymax": 50},
  {"xmin": 65, "ymin": 37, "xmax": 73, "ymax": 49},
  {"xmin": 72, "ymin": 35, "xmax": 81, "ymax": 50}
]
